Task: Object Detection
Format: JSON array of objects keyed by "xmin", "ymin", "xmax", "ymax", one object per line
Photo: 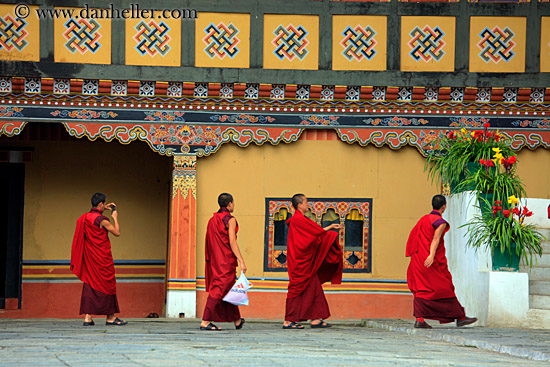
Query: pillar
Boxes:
[{"xmin": 166, "ymin": 154, "xmax": 197, "ymax": 318}]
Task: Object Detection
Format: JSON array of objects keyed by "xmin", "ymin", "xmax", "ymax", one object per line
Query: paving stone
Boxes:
[{"xmin": 0, "ymin": 319, "xmax": 548, "ymax": 366}]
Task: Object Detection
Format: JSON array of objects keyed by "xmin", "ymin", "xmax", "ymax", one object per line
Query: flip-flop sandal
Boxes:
[
  {"xmin": 83, "ymin": 320, "xmax": 95, "ymax": 326},
  {"xmin": 106, "ymin": 317, "xmax": 128, "ymax": 326},
  {"xmin": 235, "ymin": 318, "xmax": 245, "ymax": 330},
  {"xmin": 310, "ymin": 321, "xmax": 331, "ymax": 328},
  {"xmin": 200, "ymin": 322, "xmax": 222, "ymax": 331},
  {"xmin": 282, "ymin": 321, "xmax": 304, "ymax": 329}
]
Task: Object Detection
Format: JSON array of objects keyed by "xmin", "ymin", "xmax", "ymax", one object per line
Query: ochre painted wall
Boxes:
[
  {"xmin": 516, "ymin": 148, "xmax": 550, "ymax": 200},
  {"xmin": 196, "ymin": 139, "xmax": 440, "ymax": 280},
  {"xmin": 22, "ymin": 139, "xmax": 172, "ymax": 261}
]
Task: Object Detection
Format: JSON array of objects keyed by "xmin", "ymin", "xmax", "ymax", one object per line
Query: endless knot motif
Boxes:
[
  {"xmin": 340, "ymin": 25, "xmax": 377, "ymax": 61},
  {"xmin": 203, "ymin": 22, "xmax": 240, "ymax": 59},
  {"xmin": 477, "ymin": 26, "xmax": 515, "ymax": 63},
  {"xmin": 63, "ymin": 18, "xmax": 102, "ymax": 54},
  {"xmin": 0, "ymin": 15, "xmax": 28, "ymax": 52},
  {"xmin": 408, "ymin": 25, "xmax": 445, "ymax": 62},
  {"xmin": 272, "ymin": 24, "xmax": 309, "ymax": 61},
  {"xmin": 134, "ymin": 20, "xmax": 171, "ymax": 56}
]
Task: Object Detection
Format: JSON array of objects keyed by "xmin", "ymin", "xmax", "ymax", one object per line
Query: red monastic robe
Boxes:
[
  {"xmin": 203, "ymin": 209, "xmax": 240, "ymax": 322},
  {"xmin": 70, "ymin": 209, "xmax": 116, "ymax": 295},
  {"xmin": 406, "ymin": 210, "xmax": 465, "ymax": 322},
  {"xmin": 406, "ymin": 210, "xmax": 455, "ymax": 300},
  {"xmin": 285, "ymin": 210, "xmax": 343, "ymax": 321},
  {"xmin": 205, "ymin": 211, "xmax": 239, "ymax": 299}
]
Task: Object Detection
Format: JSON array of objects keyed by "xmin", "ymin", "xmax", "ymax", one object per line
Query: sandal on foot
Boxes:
[
  {"xmin": 83, "ymin": 320, "xmax": 95, "ymax": 326},
  {"xmin": 106, "ymin": 317, "xmax": 128, "ymax": 326},
  {"xmin": 282, "ymin": 321, "xmax": 304, "ymax": 329},
  {"xmin": 235, "ymin": 318, "xmax": 245, "ymax": 330},
  {"xmin": 311, "ymin": 320, "xmax": 331, "ymax": 328},
  {"xmin": 200, "ymin": 322, "xmax": 222, "ymax": 331}
]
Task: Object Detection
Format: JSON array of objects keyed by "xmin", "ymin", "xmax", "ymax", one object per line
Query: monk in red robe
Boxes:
[
  {"xmin": 282, "ymin": 194, "xmax": 343, "ymax": 329},
  {"xmin": 200, "ymin": 193, "xmax": 247, "ymax": 331},
  {"xmin": 406, "ymin": 194, "xmax": 477, "ymax": 329},
  {"xmin": 70, "ymin": 193, "xmax": 126, "ymax": 326}
]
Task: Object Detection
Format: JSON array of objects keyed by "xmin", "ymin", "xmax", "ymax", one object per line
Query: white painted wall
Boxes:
[
  {"xmin": 522, "ymin": 198, "xmax": 550, "ymax": 229},
  {"xmin": 444, "ymin": 192, "xmax": 490, "ymax": 326}
]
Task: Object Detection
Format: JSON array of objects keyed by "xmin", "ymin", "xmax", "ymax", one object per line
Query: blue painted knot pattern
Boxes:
[
  {"xmin": 341, "ymin": 25, "xmax": 377, "ymax": 61},
  {"xmin": 478, "ymin": 26, "xmax": 515, "ymax": 63},
  {"xmin": 408, "ymin": 25, "xmax": 445, "ymax": 62},
  {"xmin": 203, "ymin": 22, "xmax": 240, "ymax": 59},
  {"xmin": 272, "ymin": 24, "xmax": 309, "ymax": 61},
  {"xmin": 134, "ymin": 20, "xmax": 171, "ymax": 56},
  {"xmin": 63, "ymin": 18, "xmax": 102, "ymax": 54},
  {"xmin": 0, "ymin": 14, "xmax": 28, "ymax": 52}
]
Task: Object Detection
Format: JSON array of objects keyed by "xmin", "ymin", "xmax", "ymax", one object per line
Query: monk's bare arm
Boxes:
[
  {"xmin": 101, "ymin": 209, "xmax": 120, "ymax": 237},
  {"xmin": 424, "ymin": 223, "xmax": 446, "ymax": 268},
  {"xmin": 323, "ymin": 223, "xmax": 342, "ymax": 231},
  {"xmin": 228, "ymin": 217, "xmax": 247, "ymax": 273}
]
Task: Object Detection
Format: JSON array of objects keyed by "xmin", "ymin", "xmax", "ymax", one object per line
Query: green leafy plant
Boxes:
[
  {"xmin": 424, "ymin": 123, "xmax": 515, "ymax": 191},
  {"xmin": 461, "ymin": 196, "xmax": 544, "ymax": 268},
  {"xmin": 458, "ymin": 147, "xmax": 526, "ymax": 204}
]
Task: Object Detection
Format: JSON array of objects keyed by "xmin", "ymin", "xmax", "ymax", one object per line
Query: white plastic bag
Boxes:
[{"xmin": 222, "ymin": 271, "xmax": 253, "ymax": 306}]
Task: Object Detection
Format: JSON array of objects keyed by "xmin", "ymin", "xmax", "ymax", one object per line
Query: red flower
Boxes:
[
  {"xmin": 448, "ymin": 131, "xmax": 455, "ymax": 139},
  {"xmin": 521, "ymin": 207, "xmax": 534, "ymax": 217},
  {"xmin": 479, "ymin": 159, "xmax": 487, "ymax": 166},
  {"xmin": 502, "ymin": 209, "xmax": 511, "ymax": 218},
  {"xmin": 487, "ymin": 160, "xmax": 495, "ymax": 167},
  {"xmin": 508, "ymin": 156, "xmax": 517, "ymax": 165},
  {"xmin": 483, "ymin": 123, "xmax": 490, "ymax": 129},
  {"xmin": 513, "ymin": 207, "xmax": 520, "ymax": 216}
]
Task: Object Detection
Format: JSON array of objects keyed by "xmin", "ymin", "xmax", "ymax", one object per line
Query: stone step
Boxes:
[
  {"xmin": 526, "ymin": 308, "xmax": 550, "ymax": 328},
  {"xmin": 530, "ymin": 294, "xmax": 550, "ymax": 310},
  {"xmin": 530, "ymin": 280, "xmax": 550, "ymax": 296},
  {"xmin": 537, "ymin": 228, "xmax": 550, "ymax": 240},
  {"xmin": 527, "ymin": 267, "xmax": 550, "ymax": 281},
  {"xmin": 530, "ymin": 254, "xmax": 550, "ymax": 268}
]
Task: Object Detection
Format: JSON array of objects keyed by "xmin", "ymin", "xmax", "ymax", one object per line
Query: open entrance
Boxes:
[
  {"xmin": 0, "ymin": 162, "xmax": 24, "ymax": 309},
  {"xmin": 0, "ymin": 121, "xmax": 171, "ymax": 317}
]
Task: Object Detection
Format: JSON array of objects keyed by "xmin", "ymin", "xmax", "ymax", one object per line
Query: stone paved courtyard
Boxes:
[{"xmin": 0, "ymin": 319, "xmax": 548, "ymax": 366}]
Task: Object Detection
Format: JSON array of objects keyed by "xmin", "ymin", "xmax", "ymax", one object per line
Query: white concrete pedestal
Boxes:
[
  {"xmin": 488, "ymin": 271, "xmax": 529, "ymax": 327},
  {"xmin": 445, "ymin": 192, "xmax": 536, "ymax": 327},
  {"xmin": 166, "ymin": 289, "xmax": 196, "ymax": 318}
]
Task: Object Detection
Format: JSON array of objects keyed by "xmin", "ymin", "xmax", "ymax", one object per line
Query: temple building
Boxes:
[{"xmin": 1, "ymin": 0, "xmax": 550, "ymax": 320}]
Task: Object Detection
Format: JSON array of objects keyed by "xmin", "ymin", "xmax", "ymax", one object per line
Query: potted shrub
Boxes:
[
  {"xmin": 459, "ymin": 148, "xmax": 526, "ymax": 215},
  {"xmin": 424, "ymin": 123, "xmax": 514, "ymax": 194},
  {"xmin": 461, "ymin": 196, "xmax": 544, "ymax": 271}
]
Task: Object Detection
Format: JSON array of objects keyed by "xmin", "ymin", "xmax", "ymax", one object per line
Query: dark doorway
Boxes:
[{"xmin": 0, "ymin": 163, "xmax": 24, "ymax": 309}]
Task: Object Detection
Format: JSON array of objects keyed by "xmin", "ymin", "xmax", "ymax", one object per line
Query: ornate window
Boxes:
[{"xmin": 264, "ymin": 198, "xmax": 373, "ymax": 273}]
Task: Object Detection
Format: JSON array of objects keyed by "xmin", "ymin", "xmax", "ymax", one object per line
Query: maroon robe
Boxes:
[
  {"xmin": 203, "ymin": 208, "xmax": 240, "ymax": 322},
  {"xmin": 406, "ymin": 210, "xmax": 465, "ymax": 323},
  {"xmin": 285, "ymin": 210, "xmax": 343, "ymax": 322},
  {"xmin": 70, "ymin": 208, "xmax": 119, "ymax": 315}
]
